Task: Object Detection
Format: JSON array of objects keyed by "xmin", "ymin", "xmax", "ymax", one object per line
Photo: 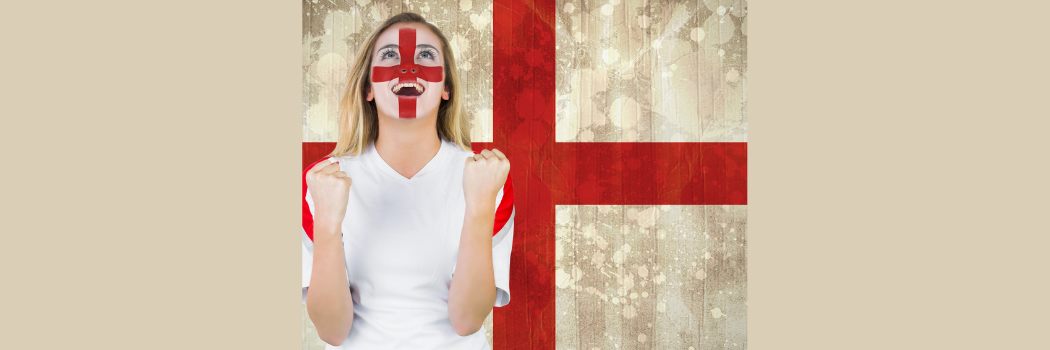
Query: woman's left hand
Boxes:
[{"xmin": 463, "ymin": 149, "xmax": 510, "ymax": 214}]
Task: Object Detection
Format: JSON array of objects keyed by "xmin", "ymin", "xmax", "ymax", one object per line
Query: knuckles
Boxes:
[
  {"xmin": 463, "ymin": 151, "xmax": 511, "ymax": 186},
  {"xmin": 464, "ymin": 157, "xmax": 510, "ymax": 175},
  {"xmin": 306, "ymin": 171, "xmax": 352, "ymax": 189}
]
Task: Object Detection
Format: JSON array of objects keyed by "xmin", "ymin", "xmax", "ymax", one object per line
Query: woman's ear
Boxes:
[
  {"xmin": 441, "ymin": 85, "xmax": 450, "ymax": 101},
  {"xmin": 365, "ymin": 84, "xmax": 374, "ymax": 101}
]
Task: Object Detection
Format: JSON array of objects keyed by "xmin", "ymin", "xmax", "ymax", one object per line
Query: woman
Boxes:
[{"xmin": 301, "ymin": 12, "xmax": 515, "ymax": 349}]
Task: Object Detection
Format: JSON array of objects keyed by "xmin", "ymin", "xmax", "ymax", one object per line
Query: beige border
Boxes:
[
  {"xmin": 750, "ymin": 1, "xmax": 1050, "ymax": 349},
  {"xmin": 2, "ymin": 1, "xmax": 301, "ymax": 348}
]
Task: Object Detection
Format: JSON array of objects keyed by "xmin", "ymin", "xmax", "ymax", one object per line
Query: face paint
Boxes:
[{"xmin": 372, "ymin": 28, "xmax": 444, "ymax": 119}]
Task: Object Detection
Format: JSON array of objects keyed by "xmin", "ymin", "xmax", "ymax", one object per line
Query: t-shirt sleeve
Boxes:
[
  {"xmin": 302, "ymin": 235, "xmax": 313, "ymax": 304},
  {"xmin": 490, "ymin": 175, "xmax": 515, "ymax": 307},
  {"xmin": 453, "ymin": 174, "xmax": 516, "ymax": 308}
]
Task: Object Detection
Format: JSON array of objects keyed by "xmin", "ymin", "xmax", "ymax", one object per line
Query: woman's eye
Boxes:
[
  {"xmin": 420, "ymin": 51, "xmax": 433, "ymax": 59},
  {"xmin": 384, "ymin": 51, "xmax": 397, "ymax": 59}
]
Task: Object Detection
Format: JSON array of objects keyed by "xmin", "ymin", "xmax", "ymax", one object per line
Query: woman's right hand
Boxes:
[{"xmin": 305, "ymin": 158, "xmax": 353, "ymax": 234}]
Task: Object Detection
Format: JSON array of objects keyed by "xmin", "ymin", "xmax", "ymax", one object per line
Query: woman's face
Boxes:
[{"xmin": 367, "ymin": 23, "xmax": 449, "ymax": 120}]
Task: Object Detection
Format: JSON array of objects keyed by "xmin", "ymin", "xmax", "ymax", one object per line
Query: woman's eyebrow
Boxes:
[{"xmin": 376, "ymin": 43, "xmax": 439, "ymax": 53}]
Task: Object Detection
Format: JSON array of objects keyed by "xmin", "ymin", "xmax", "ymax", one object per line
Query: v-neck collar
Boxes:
[{"xmin": 366, "ymin": 138, "xmax": 449, "ymax": 183}]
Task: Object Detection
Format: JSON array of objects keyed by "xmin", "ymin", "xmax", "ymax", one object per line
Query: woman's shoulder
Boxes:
[
  {"xmin": 302, "ymin": 152, "xmax": 366, "ymax": 175},
  {"xmin": 329, "ymin": 153, "xmax": 366, "ymax": 163},
  {"xmin": 444, "ymin": 140, "xmax": 513, "ymax": 164},
  {"xmin": 443, "ymin": 139, "xmax": 476, "ymax": 158}
]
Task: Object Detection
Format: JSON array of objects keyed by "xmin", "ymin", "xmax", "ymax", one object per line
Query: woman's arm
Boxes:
[
  {"xmin": 449, "ymin": 149, "xmax": 511, "ymax": 336},
  {"xmin": 304, "ymin": 159, "xmax": 355, "ymax": 346},
  {"xmin": 448, "ymin": 206, "xmax": 497, "ymax": 336},
  {"xmin": 306, "ymin": 224, "xmax": 354, "ymax": 345}
]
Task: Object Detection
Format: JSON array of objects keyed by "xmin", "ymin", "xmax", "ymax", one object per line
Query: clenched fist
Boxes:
[
  {"xmin": 305, "ymin": 158, "xmax": 353, "ymax": 234},
  {"xmin": 463, "ymin": 149, "xmax": 511, "ymax": 214}
]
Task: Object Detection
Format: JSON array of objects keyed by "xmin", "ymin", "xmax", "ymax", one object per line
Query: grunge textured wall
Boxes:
[
  {"xmin": 553, "ymin": 0, "xmax": 747, "ymax": 349},
  {"xmin": 302, "ymin": 0, "xmax": 747, "ymax": 349}
]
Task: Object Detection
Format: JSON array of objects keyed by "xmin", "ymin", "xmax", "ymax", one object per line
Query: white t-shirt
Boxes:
[{"xmin": 302, "ymin": 138, "xmax": 515, "ymax": 349}]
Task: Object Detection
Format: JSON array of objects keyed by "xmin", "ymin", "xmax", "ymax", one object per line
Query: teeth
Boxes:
[{"xmin": 392, "ymin": 83, "xmax": 424, "ymax": 94}]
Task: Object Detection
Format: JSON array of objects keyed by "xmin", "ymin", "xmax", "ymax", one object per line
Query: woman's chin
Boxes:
[
  {"xmin": 377, "ymin": 104, "xmax": 439, "ymax": 120},
  {"xmin": 379, "ymin": 110, "xmax": 430, "ymax": 120}
]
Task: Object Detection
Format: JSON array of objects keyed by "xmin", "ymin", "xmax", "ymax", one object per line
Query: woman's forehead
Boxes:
[{"xmin": 374, "ymin": 23, "xmax": 441, "ymax": 52}]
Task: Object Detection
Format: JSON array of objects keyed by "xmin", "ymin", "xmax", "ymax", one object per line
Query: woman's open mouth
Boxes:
[{"xmin": 392, "ymin": 80, "xmax": 424, "ymax": 97}]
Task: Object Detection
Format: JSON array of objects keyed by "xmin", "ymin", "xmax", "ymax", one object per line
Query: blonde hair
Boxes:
[{"xmin": 328, "ymin": 12, "xmax": 471, "ymax": 158}]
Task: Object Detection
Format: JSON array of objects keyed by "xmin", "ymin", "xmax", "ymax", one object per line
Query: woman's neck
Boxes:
[{"xmin": 374, "ymin": 114, "xmax": 442, "ymax": 180}]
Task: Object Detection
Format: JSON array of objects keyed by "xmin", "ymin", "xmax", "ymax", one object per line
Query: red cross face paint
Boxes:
[{"xmin": 370, "ymin": 27, "xmax": 445, "ymax": 119}]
